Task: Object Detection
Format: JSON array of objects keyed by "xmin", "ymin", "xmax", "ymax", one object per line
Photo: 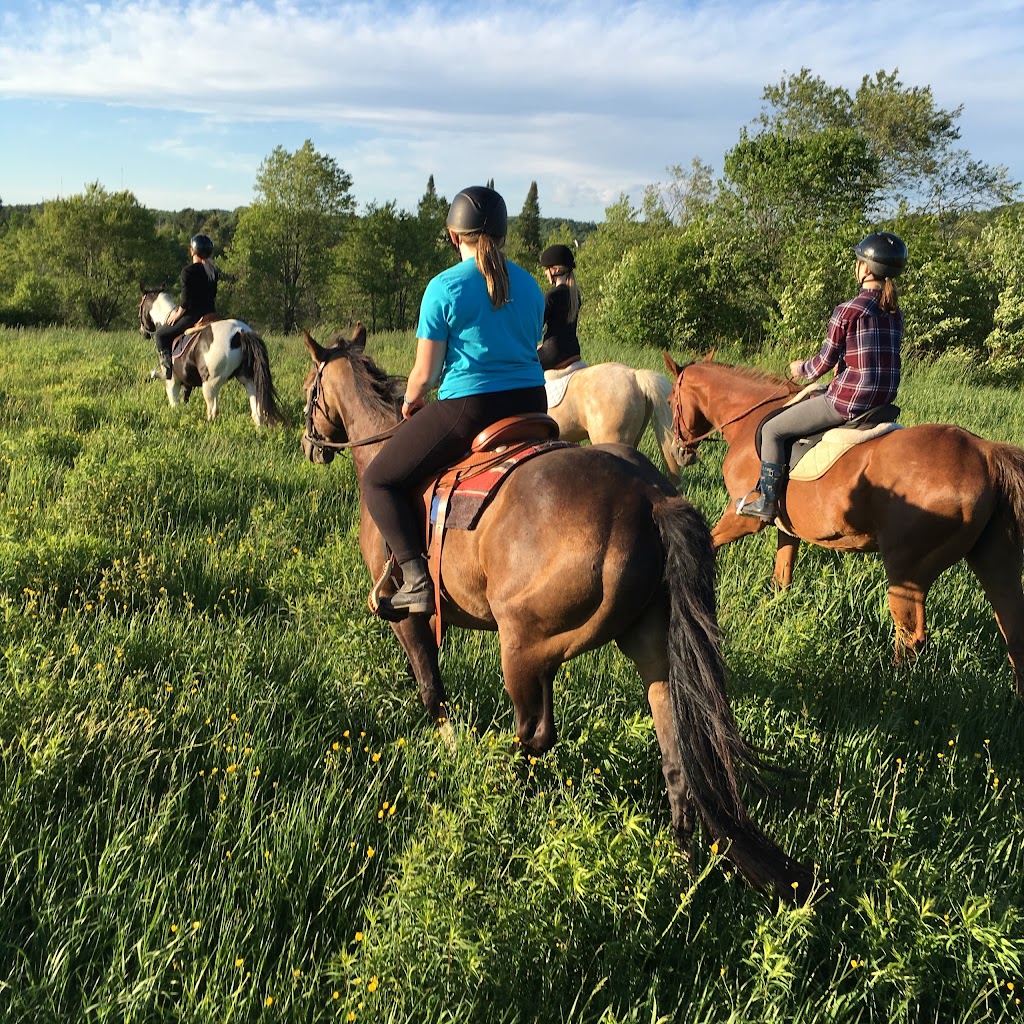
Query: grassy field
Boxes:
[{"xmin": 2, "ymin": 323, "xmax": 1024, "ymax": 1023}]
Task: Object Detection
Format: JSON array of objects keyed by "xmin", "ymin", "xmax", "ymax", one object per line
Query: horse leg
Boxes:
[
  {"xmin": 239, "ymin": 374, "xmax": 263, "ymax": 427},
  {"xmin": 164, "ymin": 378, "xmax": 182, "ymax": 408},
  {"xmin": 966, "ymin": 517, "xmax": 1024, "ymax": 696},
  {"xmin": 710, "ymin": 503, "xmax": 765, "ymax": 549},
  {"xmin": 499, "ymin": 638, "xmax": 559, "ymax": 755},
  {"xmin": 201, "ymin": 380, "xmax": 221, "ymax": 421},
  {"xmin": 390, "ymin": 615, "xmax": 449, "ymax": 721},
  {"xmin": 616, "ymin": 609, "xmax": 695, "ymax": 851},
  {"xmin": 773, "ymin": 533, "xmax": 800, "ymax": 589}
]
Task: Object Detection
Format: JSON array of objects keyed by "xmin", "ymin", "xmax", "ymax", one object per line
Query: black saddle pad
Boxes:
[{"xmin": 755, "ymin": 403, "xmax": 900, "ymax": 472}]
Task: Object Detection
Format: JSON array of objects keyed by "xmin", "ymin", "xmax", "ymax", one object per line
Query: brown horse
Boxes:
[
  {"xmin": 301, "ymin": 326, "xmax": 813, "ymax": 902},
  {"xmin": 665, "ymin": 352, "xmax": 1024, "ymax": 693}
]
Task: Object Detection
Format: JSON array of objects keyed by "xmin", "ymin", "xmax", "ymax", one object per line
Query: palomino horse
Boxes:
[
  {"xmin": 545, "ymin": 362, "xmax": 681, "ymax": 485},
  {"xmin": 301, "ymin": 326, "xmax": 812, "ymax": 902},
  {"xmin": 665, "ymin": 352, "xmax": 1024, "ymax": 693},
  {"xmin": 138, "ymin": 290, "xmax": 282, "ymax": 427}
]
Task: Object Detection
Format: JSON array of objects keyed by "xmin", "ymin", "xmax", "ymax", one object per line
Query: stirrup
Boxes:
[
  {"xmin": 735, "ymin": 488, "xmax": 777, "ymax": 522},
  {"xmin": 368, "ymin": 555, "xmax": 402, "ymax": 620}
]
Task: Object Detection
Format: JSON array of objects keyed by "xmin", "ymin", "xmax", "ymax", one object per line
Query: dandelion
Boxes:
[
  {"xmin": 355, "ymin": 931, "xmax": 364, "ymax": 942},
  {"xmin": 371, "ymin": 752, "xmax": 381, "ymax": 763},
  {"xmin": 367, "ymin": 977, "xmax": 379, "ymax": 993},
  {"xmin": 293, "ymin": 968, "xmax": 301, "ymax": 978},
  {"xmin": 235, "ymin": 958, "xmax": 244, "ymax": 968},
  {"xmin": 332, "ymin": 742, "xmax": 340, "ymax": 751},
  {"xmin": 366, "ymin": 847, "xmax": 375, "ymax": 858},
  {"xmin": 710, "ymin": 841, "xmax": 719, "ymax": 855},
  {"xmin": 265, "ymin": 996, "xmax": 273, "ymax": 1007},
  {"xmin": 192, "ymin": 920, "xmax": 201, "ymax": 931},
  {"xmin": 347, "ymin": 1013, "xmax": 356, "ymax": 1022}
]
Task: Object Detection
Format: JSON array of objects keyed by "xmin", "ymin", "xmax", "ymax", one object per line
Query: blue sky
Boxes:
[{"xmin": 1, "ymin": 0, "xmax": 1022, "ymax": 222}]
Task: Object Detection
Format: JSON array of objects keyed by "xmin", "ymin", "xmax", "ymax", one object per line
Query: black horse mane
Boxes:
[{"xmin": 325, "ymin": 329, "xmax": 405, "ymax": 419}]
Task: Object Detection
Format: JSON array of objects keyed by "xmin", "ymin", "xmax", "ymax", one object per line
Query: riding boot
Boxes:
[
  {"xmin": 737, "ymin": 461, "xmax": 786, "ymax": 521},
  {"xmin": 376, "ymin": 556, "xmax": 434, "ymax": 618},
  {"xmin": 159, "ymin": 348, "xmax": 173, "ymax": 381}
]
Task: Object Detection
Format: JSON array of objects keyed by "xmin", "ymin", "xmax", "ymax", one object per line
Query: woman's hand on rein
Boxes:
[{"xmin": 402, "ymin": 395, "xmax": 425, "ymax": 419}]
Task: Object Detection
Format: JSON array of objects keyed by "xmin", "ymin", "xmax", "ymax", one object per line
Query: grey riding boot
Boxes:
[
  {"xmin": 737, "ymin": 461, "xmax": 786, "ymax": 521},
  {"xmin": 378, "ymin": 556, "xmax": 434, "ymax": 617}
]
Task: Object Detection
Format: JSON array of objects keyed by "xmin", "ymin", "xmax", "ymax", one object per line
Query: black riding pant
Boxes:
[
  {"xmin": 363, "ymin": 386, "xmax": 547, "ymax": 564},
  {"xmin": 154, "ymin": 314, "xmax": 201, "ymax": 358}
]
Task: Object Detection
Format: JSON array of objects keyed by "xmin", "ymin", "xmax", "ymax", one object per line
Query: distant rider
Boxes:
[
  {"xmin": 537, "ymin": 243, "xmax": 582, "ymax": 372},
  {"xmin": 152, "ymin": 234, "xmax": 219, "ymax": 380}
]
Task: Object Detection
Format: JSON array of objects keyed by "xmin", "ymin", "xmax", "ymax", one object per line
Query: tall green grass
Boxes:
[{"xmin": 1, "ymin": 325, "xmax": 1023, "ymax": 1022}]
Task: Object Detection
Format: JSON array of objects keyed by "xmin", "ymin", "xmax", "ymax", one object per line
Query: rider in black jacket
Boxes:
[
  {"xmin": 152, "ymin": 234, "xmax": 219, "ymax": 380},
  {"xmin": 537, "ymin": 244, "xmax": 582, "ymax": 372}
]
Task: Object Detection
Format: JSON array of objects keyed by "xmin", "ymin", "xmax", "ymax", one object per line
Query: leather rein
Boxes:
[
  {"xmin": 669, "ymin": 370, "xmax": 797, "ymax": 458},
  {"xmin": 303, "ymin": 359, "xmax": 400, "ymax": 453}
]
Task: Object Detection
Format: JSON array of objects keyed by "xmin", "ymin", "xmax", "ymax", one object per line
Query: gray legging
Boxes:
[{"xmin": 760, "ymin": 394, "xmax": 846, "ymax": 466}]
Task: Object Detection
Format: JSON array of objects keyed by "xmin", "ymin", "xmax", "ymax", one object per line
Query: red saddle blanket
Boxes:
[{"xmin": 430, "ymin": 439, "xmax": 575, "ymax": 531}]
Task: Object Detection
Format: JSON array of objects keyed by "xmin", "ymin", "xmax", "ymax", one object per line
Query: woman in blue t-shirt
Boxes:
[{"xmin": 363, "ymin": 185, "xmax": 546, "ymax": 618}]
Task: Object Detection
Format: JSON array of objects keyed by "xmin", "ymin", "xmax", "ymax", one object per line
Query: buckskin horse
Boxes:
[
  {"xmin": 665, "ymin": 352, "xmax": 1024, "ymax": 693},
  {"xmin": 300, "ymin": 324, "xmax": 812, "ymax": 902},
  {"xmin": 138, "ymin": 289, "xmax": 282, "ymax": 427},
  {"xmin": 544, "ymin": 361, "xmax": 681, "ymax": 485}
]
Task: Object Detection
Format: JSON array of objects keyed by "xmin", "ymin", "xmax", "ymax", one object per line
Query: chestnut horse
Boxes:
[
  {"xmin": 665, "ymin": 352, "xmax": 1024, "ymax": 693},
  {"xmin": 301, "ymin": 326, "xmax": 812, "ymax": 902}
]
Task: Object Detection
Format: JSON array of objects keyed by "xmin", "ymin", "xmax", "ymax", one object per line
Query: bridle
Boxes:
[
  {"xmin": 138, "ymin": 293, "xmax": 157, "ymax": 339},
  {"xmin": 302, "ymin": 359, "xmax": 400, "ymax": 456},
  {"xmin": 668, "ymin": 367, "xmax": 797, "ymax": 461}
]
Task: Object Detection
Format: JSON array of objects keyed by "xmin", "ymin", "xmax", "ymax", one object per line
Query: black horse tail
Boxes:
[
  {"xmin": 653, "ymin": 496, "xmax": 813, "ymax": 903},
  {"xmin": 237, "ymin": 330, "xmax": 284, "ymax": 426}
]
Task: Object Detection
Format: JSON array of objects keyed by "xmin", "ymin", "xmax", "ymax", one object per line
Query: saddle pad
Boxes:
[
  {"xmin": 171, "ymin": 331, "xmax": 201, "ymax": 362},
  {"xmin": 432, "ymin": 440, "xmax": 575, "ymax": 530},
  {"xmin": 544, "ymin": 361, "xmax": 587, "ymax": 409},
  {"xmin": 790, "ymin": 422, "xmax": 903, "ymax": 481}
]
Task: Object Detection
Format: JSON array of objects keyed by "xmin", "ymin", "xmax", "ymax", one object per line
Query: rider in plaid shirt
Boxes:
[
  {"xmin": 738, "ymin": 232, "xmax": 907, "ymax": 522},
  {"xmin": 797, "ymin": 289, "xmax": 902, "ymax": 417}
]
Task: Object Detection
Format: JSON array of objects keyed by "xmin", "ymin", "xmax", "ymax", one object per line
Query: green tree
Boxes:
[
  {"xmin": 507, "ymin": 181, "xmax": 542, "ymax": 266},
  {"xmin": 30, "ymin": 183, "xmax": 172, "ymax": 329},
  {"xmin": 758, "ymin": 68, "xmax": 1019, "ymax": 231},
  {"xmin": 979, "ymin": 206, "xmax": 1024, "ymax": 363},
  {"xmin": 228, "ymin": 140, "xmax": 354, "ymax": 332}
]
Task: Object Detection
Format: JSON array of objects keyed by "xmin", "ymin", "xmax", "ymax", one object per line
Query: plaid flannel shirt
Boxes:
[{"xmin": 799, "ymin": 289, "xmax": 903, "ymax": 418}]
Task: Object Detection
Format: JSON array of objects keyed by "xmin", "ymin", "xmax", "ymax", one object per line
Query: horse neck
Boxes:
[
  {"xmin": 690, "ymin": 364, "xmax": 790, "ymax": 441},
  {"xmin": 152, "ymin": 293, "xmax": 176, "ymax": 325},
  {"xmin": 328, "ymin": 358, "xmax": 400, "ymax": 479}
]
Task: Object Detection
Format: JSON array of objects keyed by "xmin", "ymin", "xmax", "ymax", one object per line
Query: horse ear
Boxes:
[
  {"xmin": 350, "ymin": 321, "xmax": 367, "ymax": 352},
  {"xmin": 702, "ymin": 348, "xmax": 717, "ymax": 362},
  {"xmin": 662, "ymin": 351, "xmax": 681, "ymax": 377},
  {"xmin": 303, "ymin": 329, "xmax": 329, "ymax": 363}
]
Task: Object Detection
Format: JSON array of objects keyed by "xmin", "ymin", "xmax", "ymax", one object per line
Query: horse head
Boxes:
[
  {"xmin": 663, "ymin": 351, "xmax": 716, "ymax": 466},
  {"xmin": 301, "ymin": 323, "xmax": 399, "ymax": 464},
  {"xmin": 138, "ymin": 288, "xmax": 175, "ymax": 338}
]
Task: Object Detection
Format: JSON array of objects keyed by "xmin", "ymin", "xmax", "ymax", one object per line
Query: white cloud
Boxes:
[{"xmin": 1, "ymin": 0, "xmax": 1022, "ymax": 218}]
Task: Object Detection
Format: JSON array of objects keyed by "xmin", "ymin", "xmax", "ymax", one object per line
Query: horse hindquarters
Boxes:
[{"xmin": 236, "ymin": 330, "xmax": 282, "ymax": 427}]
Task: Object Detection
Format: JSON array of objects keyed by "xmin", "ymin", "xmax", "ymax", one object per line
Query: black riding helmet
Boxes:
[
  {"xmin": 190, "ymin": 234, "xmax": 215, "ymax": 258},
  {"xmin": 540, "ymin": 243, "xmax": 576, "ymax": 270},
  {"xmin": 852, "ymin": 231, "xmax": 907, "ymax": 279},
  {"xmin": 446, "ymin": 186, "xmax": 507, "ymax": 239}
]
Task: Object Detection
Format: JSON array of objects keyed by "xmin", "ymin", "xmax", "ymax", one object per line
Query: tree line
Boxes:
[{"xmin": 2, "ymin": 68, "xmax": 1023, "ymax": 375}]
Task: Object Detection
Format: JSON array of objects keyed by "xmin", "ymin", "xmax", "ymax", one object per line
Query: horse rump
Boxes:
[{"xmin": 237, "ymin": 329, "xmax": 284, "ymax": 425}]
